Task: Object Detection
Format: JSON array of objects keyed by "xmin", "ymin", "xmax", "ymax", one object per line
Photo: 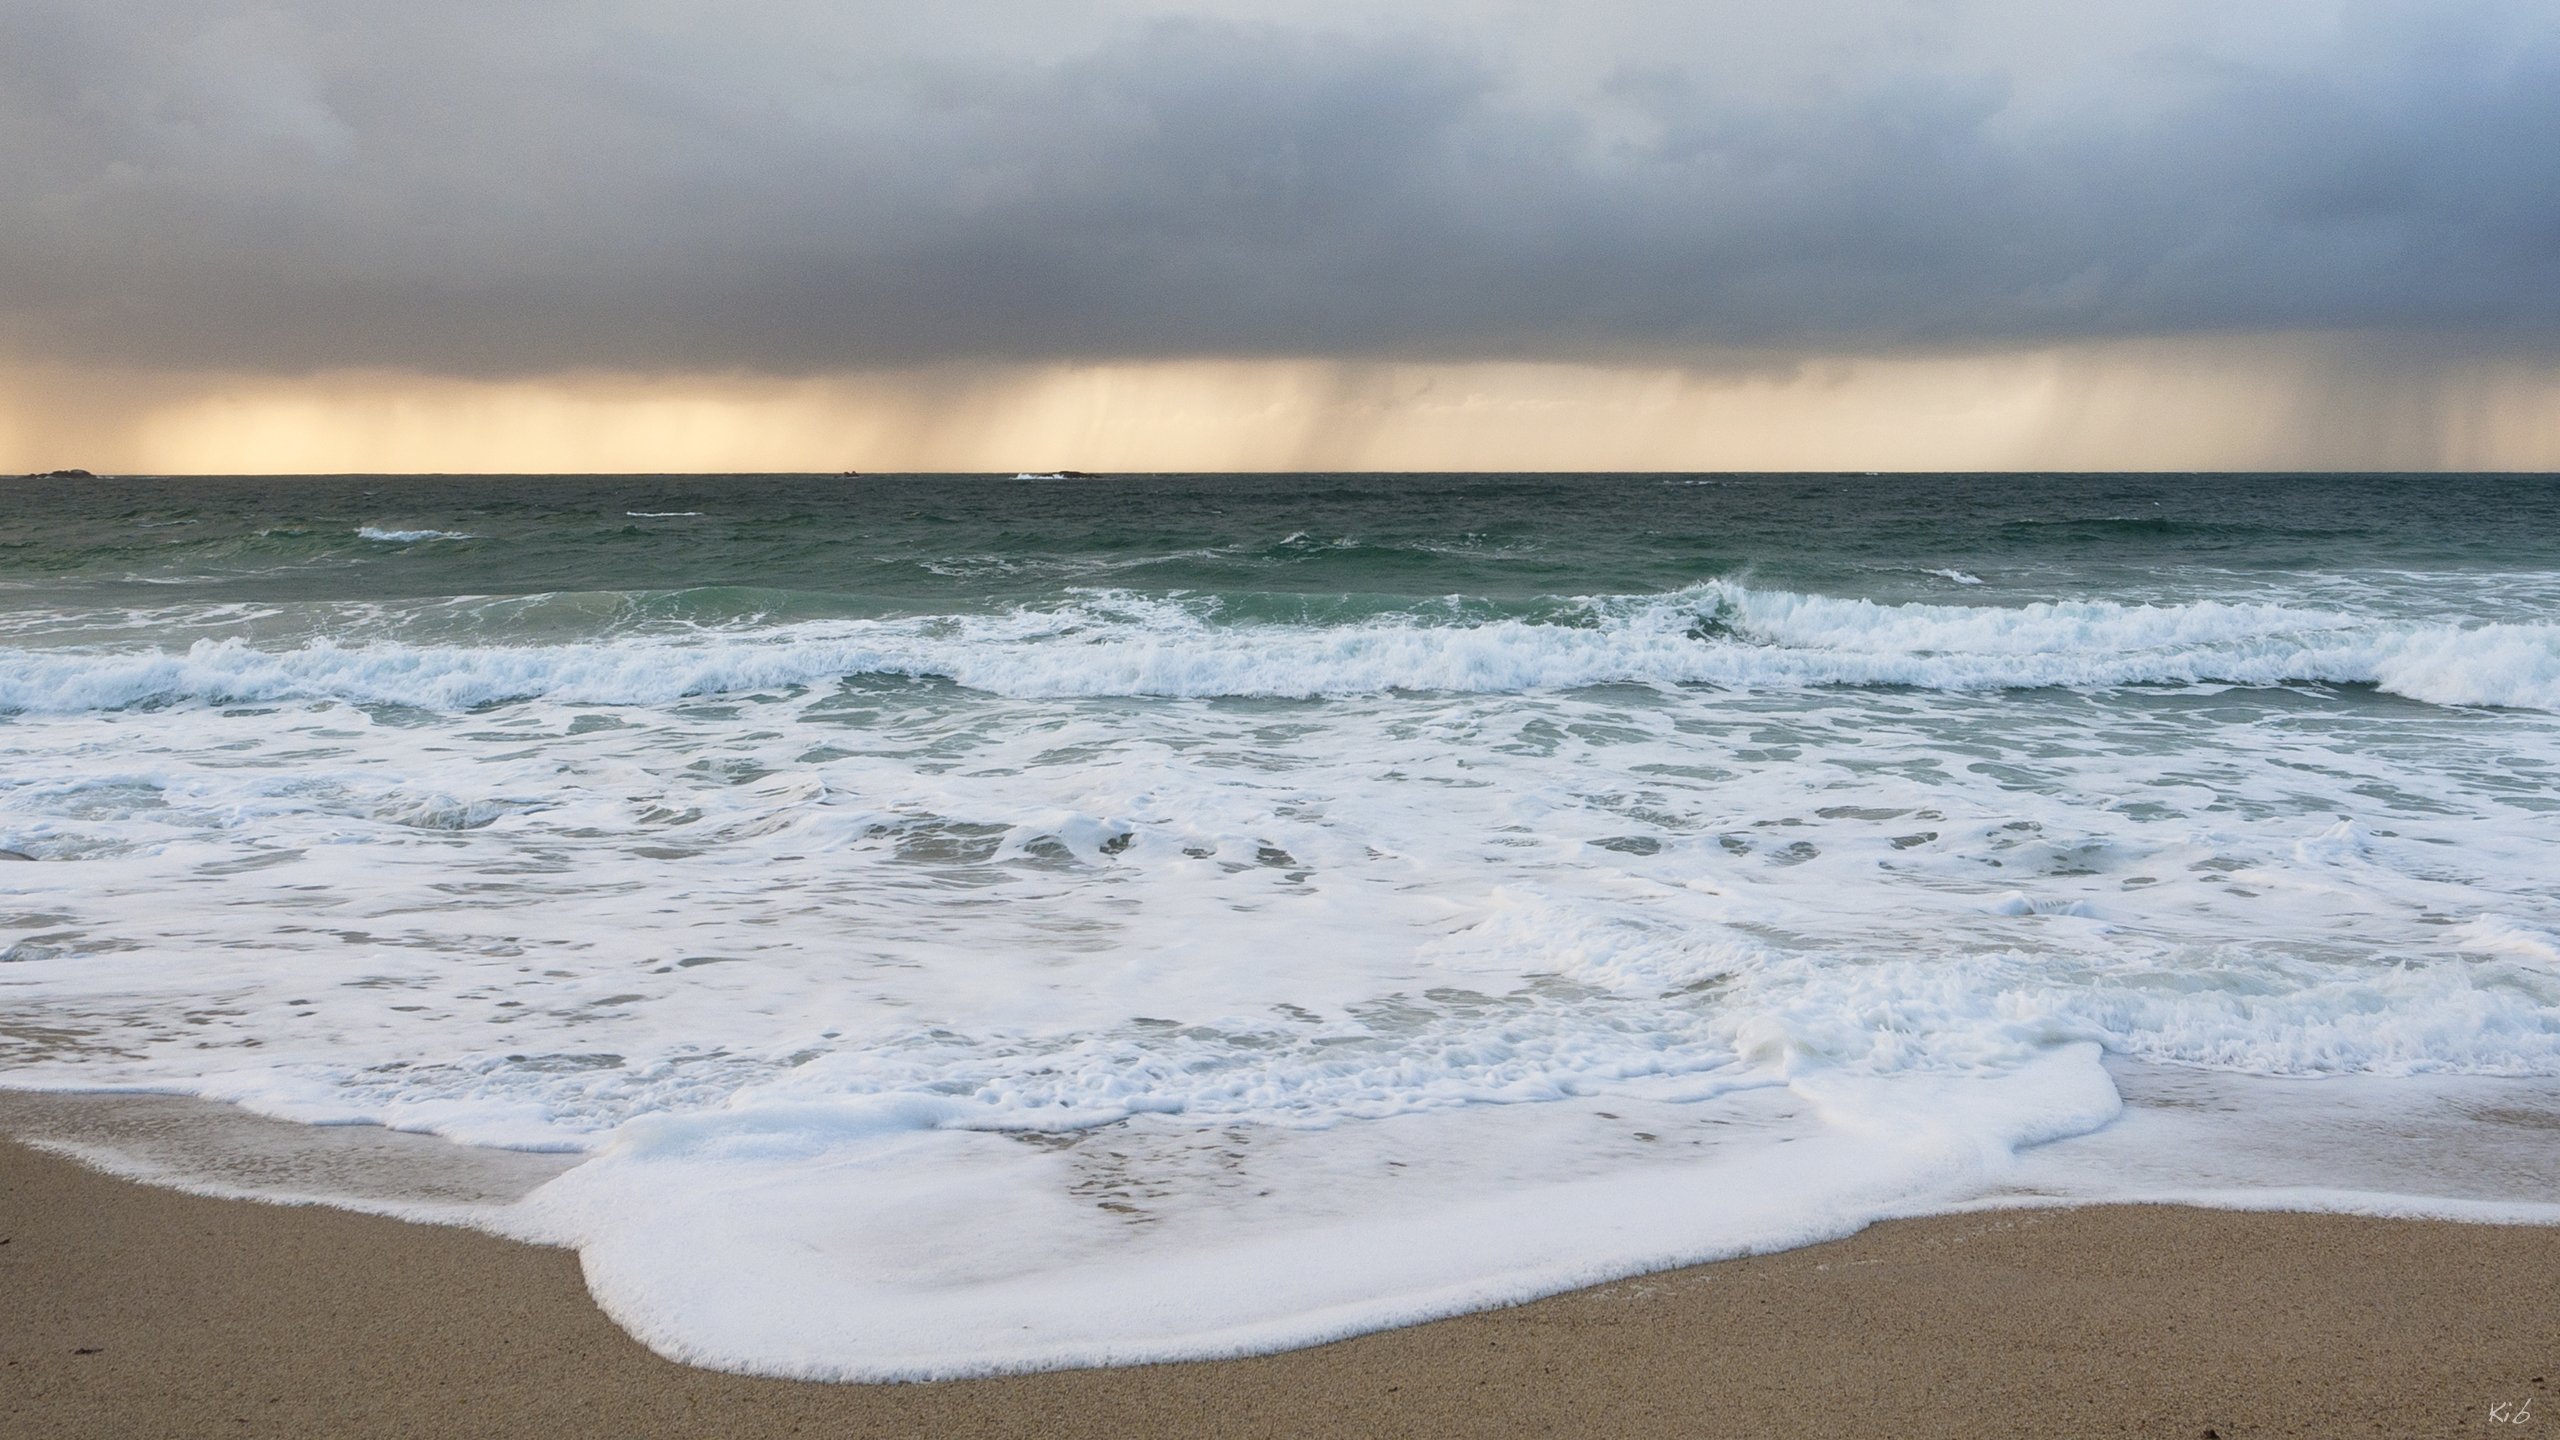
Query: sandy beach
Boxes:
[{"xmin": 4, "ymin": 1134, "xmax": 2550, "ymax": 1439}]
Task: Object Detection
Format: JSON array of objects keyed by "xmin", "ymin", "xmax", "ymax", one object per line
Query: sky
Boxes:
[{"xmin": 4, "ymin": 0, "xmax": 2558, "ymax": 471}]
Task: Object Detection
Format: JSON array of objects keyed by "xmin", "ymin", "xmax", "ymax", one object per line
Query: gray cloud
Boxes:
[{"xmin": 3, "ymin": 0, "xmax": 2557, "ymax": 375}]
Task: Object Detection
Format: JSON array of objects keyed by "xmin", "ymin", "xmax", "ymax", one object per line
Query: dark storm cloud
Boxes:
[{"xmin": 3, "ymin": 0, "xmax": 2557, "ymax": 375}]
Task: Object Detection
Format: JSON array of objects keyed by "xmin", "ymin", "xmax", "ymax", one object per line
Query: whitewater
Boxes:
[
  {"xmin": 5, "ymin": 581, "xmax": 2560, "ymax": 712},
  {"xmin": 3, "ymin": 471, "xmax": 2557, "ymax": 1379}
]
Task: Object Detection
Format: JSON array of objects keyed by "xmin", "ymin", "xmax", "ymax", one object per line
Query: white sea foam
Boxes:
[
  {"xmin": 524, "ymin": 1047, "xmax": 2126, "ymax": 1378},
  {"xmin": 2, "ymin": 581, "xmax": 2557, "ymax": 713},
  {"xmin": 4, "ymin": 569, "xmax": 2558, "ymax": 1378}
]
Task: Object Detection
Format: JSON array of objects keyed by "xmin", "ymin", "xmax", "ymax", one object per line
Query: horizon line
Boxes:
[{"xmin": 20, "ymin": 468, "xmax": 2560, "ymax": 480}]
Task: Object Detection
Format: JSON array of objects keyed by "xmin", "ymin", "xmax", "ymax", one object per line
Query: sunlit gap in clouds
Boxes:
[{"xmin": 8, "ymin": 336, "xmax": 2560, "ymax": 475}]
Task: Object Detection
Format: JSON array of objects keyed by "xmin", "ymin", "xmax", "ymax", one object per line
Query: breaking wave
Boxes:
[{"xmin": 2, "ymin": 581, "xmax": 2555, "ymax": 713}]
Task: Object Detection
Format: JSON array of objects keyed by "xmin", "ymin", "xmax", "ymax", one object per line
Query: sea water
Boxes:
[{"xmin": 2, "ymin": 472, "xmax": 2556, "ymax": 1377}]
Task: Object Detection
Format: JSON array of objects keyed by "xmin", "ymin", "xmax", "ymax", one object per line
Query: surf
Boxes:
[{"xmin": 2, "ymin": 581, "xmax": 2555, "ymax": 713}]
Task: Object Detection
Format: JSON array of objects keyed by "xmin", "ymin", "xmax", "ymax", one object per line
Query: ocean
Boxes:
[{"xmin": 4, "ymin": 471, "xmax": 2558, "ymax": 1378}]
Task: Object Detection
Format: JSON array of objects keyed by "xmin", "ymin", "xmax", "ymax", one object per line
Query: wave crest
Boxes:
[{"xmin": 2, "ymin": 582, "xmax": 2555, "ymax": 713}]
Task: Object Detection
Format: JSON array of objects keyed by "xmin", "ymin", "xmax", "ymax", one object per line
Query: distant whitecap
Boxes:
[{"xmin": 355, "ymin": 525, "xmax": 474, "ymax": 543}]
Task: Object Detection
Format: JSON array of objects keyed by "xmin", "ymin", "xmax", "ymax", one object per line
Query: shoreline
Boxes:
[{"xmin": 7, "ymin": 1135, "xmax": 2554, "ymax": 1438}]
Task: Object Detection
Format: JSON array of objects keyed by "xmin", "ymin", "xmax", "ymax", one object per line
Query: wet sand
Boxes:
[{"xmin": 4, "ymin": 1135, "xmax": 2552, "ymax": 1439}]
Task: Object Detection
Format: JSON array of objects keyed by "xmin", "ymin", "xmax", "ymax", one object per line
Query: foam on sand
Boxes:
[{"xmin": 528, "ymin": 1049, "xmax": 2122, "ymax": 1378}]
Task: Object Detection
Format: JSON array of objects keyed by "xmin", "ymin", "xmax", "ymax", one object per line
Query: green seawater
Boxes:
[{"xmin": 5, "ymin": 472, "xmax": 2555, "ymax": 641}]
